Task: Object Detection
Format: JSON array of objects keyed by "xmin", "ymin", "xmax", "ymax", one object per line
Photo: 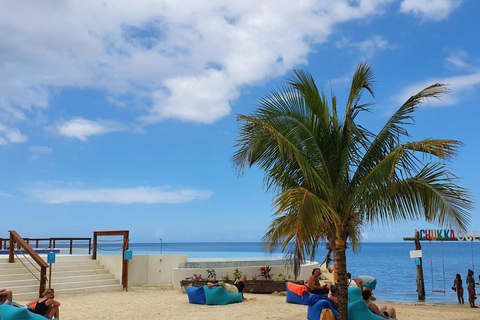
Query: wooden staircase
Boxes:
[{"xmin": 0, "ymin": 254, "xmax": 123, "ymax": 302}]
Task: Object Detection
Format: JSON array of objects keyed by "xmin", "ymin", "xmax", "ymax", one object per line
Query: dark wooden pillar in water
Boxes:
[
  {"xmin": 414, "ymin": 230, "xmax": 425, "ymax": 300},
  {"xmin": 404, "ymin": 230, "xmax": 425, "ymax": 301}
]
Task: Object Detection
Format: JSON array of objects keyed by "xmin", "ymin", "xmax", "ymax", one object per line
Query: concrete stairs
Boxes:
[{"xmin": 0, "ymin": 255, "xmax": 123, "ymax": 302}]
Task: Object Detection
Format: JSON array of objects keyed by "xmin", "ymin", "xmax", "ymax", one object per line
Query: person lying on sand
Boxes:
[
  {"xmin": 207, "ymin": 276, "xmax": 246, "ymax": 299},
  {"xmin": 362, "ymin": 289, "xmax": 396, "ymax": 319}
]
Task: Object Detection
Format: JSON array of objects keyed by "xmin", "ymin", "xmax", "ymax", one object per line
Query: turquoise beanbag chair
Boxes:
[
  {"xmin": 347, "ymin": 288, "xmax": 396, "ymax": 320},
  {"xmin": 0, "ymin": 304, "xmax": 48, "ymax": 320},
  {"xmin": 203, "ymin": 285, "xmax": 243, "ymax": 305}
]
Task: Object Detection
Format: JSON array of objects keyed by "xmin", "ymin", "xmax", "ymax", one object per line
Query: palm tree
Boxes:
[{"xmin": 232, "ymin": 62, "xmax": 472, "ymax": 320}]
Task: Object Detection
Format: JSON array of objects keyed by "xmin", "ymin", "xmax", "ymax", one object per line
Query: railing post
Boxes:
[
  {"xmin": 39, "ymin": 266, "xmax": 47, "ymax": 298},
  {"xmin": 88, "ymin": 238, "xmax": 92, "ymax": 255},
  {"xmin": 70, "ymin": 240, "xmax": 73, "ymax": 254},
  {"xmin": 92, "ymin": 233, "xmax": 98, "ymax": 260},
  {"xmin": 9, "ymin": 232, "xmax": 14, "ymax": 263}
]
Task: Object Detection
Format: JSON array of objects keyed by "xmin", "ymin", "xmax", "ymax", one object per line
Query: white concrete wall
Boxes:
[
  {"xmin": 98, "ymin": 254, "xmax": 187, "ymax": 286},
  {"xmin": 97, "ymin": 254, "xmax": 327, "ymax": 290}
]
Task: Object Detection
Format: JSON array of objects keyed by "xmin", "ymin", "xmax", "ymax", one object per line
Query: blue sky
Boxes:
[{"xmin": 1, "ymin": 0, "xmax": 479, "ymax": 242}]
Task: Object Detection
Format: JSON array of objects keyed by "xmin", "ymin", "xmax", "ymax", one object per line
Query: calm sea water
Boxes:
[{"xmin": 67, "ymin": 241, "xmax": 480, "ymax": 304}]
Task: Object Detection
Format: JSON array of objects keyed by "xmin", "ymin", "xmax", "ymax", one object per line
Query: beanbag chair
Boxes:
[
  {"xmin": 286, "ymin": 282, "xmax": 310, "ymax": 305},
  {"xmin": 185, "ymin": 286, "xmax": 206, "ymax": 305},
  {"xmin": 358, "ymin": 275, "xmax": 377, "ymax": 290},
  {"xmin": 0, "ymin": 304, "xmax": 48, "ymax": 320},
  {"xmin": 307, "ymin": 294, "xmax": 337, "ymax": 320},
  {"xmin": 203, "ymin": 285, "xmax": 243, "ymax": 305},
  {"xmin": 348, "ymin": 287, "xmax": 362, "ymax": 302},
  {"xmin": 347, "ymin": 288, "xmax": 396, "ymax": 320}
]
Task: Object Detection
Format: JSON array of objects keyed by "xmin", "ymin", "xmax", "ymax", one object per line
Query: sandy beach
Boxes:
[{"xmin": 39, "ymin": 286, "xmax": 480, "ymax": 320}]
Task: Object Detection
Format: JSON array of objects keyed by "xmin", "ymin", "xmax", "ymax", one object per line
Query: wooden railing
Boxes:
[
  {"xmin": 1, "ymin": 237, "xmax": 91, "ymax": 254},
  {"xmin": 8, "ymin": 230, "xmax": 49, "ymax": 298},
  {"xmin": 92, "ymin": 230, "xmax": 129, "ymax": 290}
]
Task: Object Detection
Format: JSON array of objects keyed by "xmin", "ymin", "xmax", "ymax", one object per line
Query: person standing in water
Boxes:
[
  {"xmin": 452, "ymin": 273, "xmax": 464, "ymax": 304},
  {"xmin": 466, "ymin": 269, "xmax": 477, "ymax": 308}
]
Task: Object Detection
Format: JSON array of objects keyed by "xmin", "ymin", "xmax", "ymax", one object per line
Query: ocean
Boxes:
[{"xmin": 78, "ymin": 241, "xmax": 480, "ymax": 304}]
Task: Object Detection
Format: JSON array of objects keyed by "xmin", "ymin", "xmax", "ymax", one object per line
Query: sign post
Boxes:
[
  {"xmin": 47, "ymin": 251, "xmax": 56, "ymax": 289},
  {"xmin": 124, "ymin": 249, "xmax": 132, "ymax": 292}
]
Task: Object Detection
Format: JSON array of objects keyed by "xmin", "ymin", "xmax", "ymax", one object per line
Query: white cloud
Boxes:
[
  {"xmin": 0, "ymin": 191, "xmax": 13, "ymax": 197},
  {"xmin": 54, "ymin": 117, "xmax": 128, "ymax": 141},
  {"xmin": 0, "ymin": 0, "xmax": 393, "ymax": 130},
  {"xmin": 446, "ymin": 50, "xmax": 471, "ymax": 70},
  {"xmin": 28, "ymin": 145, "xmax": 53, "ymax": 160},
  {"xmin": 336, "ymin": 35, "xmax": 393, "ymax": 59},
  {"xmin": 399, "ymin": 0, "xmax": 462, "ymax": 21},
  {"xmin": 0, "ymin": 124, "xmax": 27, "ymax": 145},
  {"xmin": 392, "ymin": 72, "xmax": 480, "ymax": 107},
  {"xmin": 28, "ymin": 186, "xmax": 213, "ymax": 204}
]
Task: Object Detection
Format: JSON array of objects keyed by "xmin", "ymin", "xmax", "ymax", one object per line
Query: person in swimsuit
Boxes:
[
  {"xmin": 33, "ymin": 288, "xmax": 61, "ymax": 319},
  {"xmin": 452, "ymin": 273, "xmax": 464, "ymax": 304},
  {"xmin": 207, "ymin": 276, "xmax": 247, "ymax": 299},
  {"xmin": 0, "ymin": 288, "xmax": 13, "ymax": 305},
  {"xmin": 306, "ymin": 268, "xmax": 329, "ymax": 294},
  {"xmin": 466, "ymin": 269, "xmax": 477, "ymax": 308},
  {"xmin": 362, "ymin": 289, "xmax": 396, "ymax": 319}
]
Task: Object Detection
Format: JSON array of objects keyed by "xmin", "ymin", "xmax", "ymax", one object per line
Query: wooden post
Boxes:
[
  {"xmin": 40, "ymin": 266, "xmax": 47, "ymax": 298},
  {"xmin": 122, "ymin": 231, "xmax": 129, "ymax": 290},
  {"xmin": 414, "ymin": 230, "xmax": 426, "ymax": 300},
  {"xmin": 69, "ymin": 240, "xmax": 73, "ymax": 254},
  {"xmin": 92, "ymin": 233, "xmax": 98, "ymax": 260},
  {"xmin": 88, "ymin": 238, "xmax": 91, "ymax": 255},
  {"xmin": 9, "ymin": 232, "xmax": 14, "ymax": 263},
  {"xmin": 404, "ymin": 230, "xmax": 425, "ymax": 301}
]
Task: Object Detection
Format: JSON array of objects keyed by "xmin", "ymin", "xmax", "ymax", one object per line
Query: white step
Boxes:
[
  {"xmin": 0, "ymin": 268, "xmax": 110, "ymax": 282},
  {"xmin": 15, "ymin": 284, "xmax": 123, "ymax": 302},
  {"xmin": 0, "ymin": 273, "xmax": 114, "ymax": 288},
  {"xmin": 0, "ymin": 254, "xmax": 123, "ymax": 301}
]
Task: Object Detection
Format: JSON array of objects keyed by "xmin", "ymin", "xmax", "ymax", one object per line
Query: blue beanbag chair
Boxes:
[
  {"xmin": 307, "ymin": 294, "xmax": 337, "ymax": 320},
  {"xmin": 286, "ymin": 282, "xmax": 310, "ymax": 305},
  {"xmin": 203, "ymin": 285, "xmax": 243, "ymax": 305},
  {"xmin": 186, "ymin": 286, "xmax": 206, "ymax": 305},
  {"xmin": 0, "ymin": 304, "xmax": 49, "ymax": 320}
]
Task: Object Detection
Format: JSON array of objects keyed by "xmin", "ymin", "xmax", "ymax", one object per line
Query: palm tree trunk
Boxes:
[{"xmin": 334, "ymin": 240, "xmax": 348, "ymax": 320}]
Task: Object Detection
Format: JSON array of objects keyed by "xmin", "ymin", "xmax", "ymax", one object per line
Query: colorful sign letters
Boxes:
[{"xmin": 418, "ymin": 229, "xmax": 479, "ymax": 241}]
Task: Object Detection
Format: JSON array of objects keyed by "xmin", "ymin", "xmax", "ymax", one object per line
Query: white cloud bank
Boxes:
[
  {"xmin": 0, "ymin": 0, "xmax": 396, "ymax": 131},
  {"xmin": 28, "ymin": 145, "xmax": 53, "ymax": 160},
  {"xmin": 399, "ymin": 0, "xmax": 462, "ymax": 21},
  {"xmin": 54, "ymin": 117, "xmax": 128, "ymax": 141},
  {"xmin": 0, "ymin": 124, "xmax": 27, "ymax": 146},
  {"xmin": 28, "ymin": 186, "xmax": 213, "ymax": 204},
  {"xmin": 393, "ymin": 72, "xmax": 480, "ymax": 107}
]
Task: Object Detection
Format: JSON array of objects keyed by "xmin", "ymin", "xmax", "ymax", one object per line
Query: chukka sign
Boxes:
[{"xmin": 418, "ymin": 229, "xmax": 479, "ymax": 241}]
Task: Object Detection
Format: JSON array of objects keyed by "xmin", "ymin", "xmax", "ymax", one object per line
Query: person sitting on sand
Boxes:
[
  {"xmin": 0, "ymin": 288, "xmax": 13, "ymax": 305},
  {"xmin": 207, "ymin": 276, "xmax": 246, "ymax": 299},
  {"xmin": 33, "ymin": 288, "xmax": 61, "ymax": 319},
  {"xmin": 362, "ymin": 289, "xmax": 396, "ymax": 319},
  {"xmin": 466, "ymin": 269, "xmax": 477, "ymax": 308},
  {"xmin": 452, "ymin": 273, "xmax": 464, "ymax": 304},
  {"xmin": 329, "ymin": 285, "xmax": 338, "ymax": 306},
  {"xmin": 306, "ymin": 268, "xmax": 329, "ymax": 294}
]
